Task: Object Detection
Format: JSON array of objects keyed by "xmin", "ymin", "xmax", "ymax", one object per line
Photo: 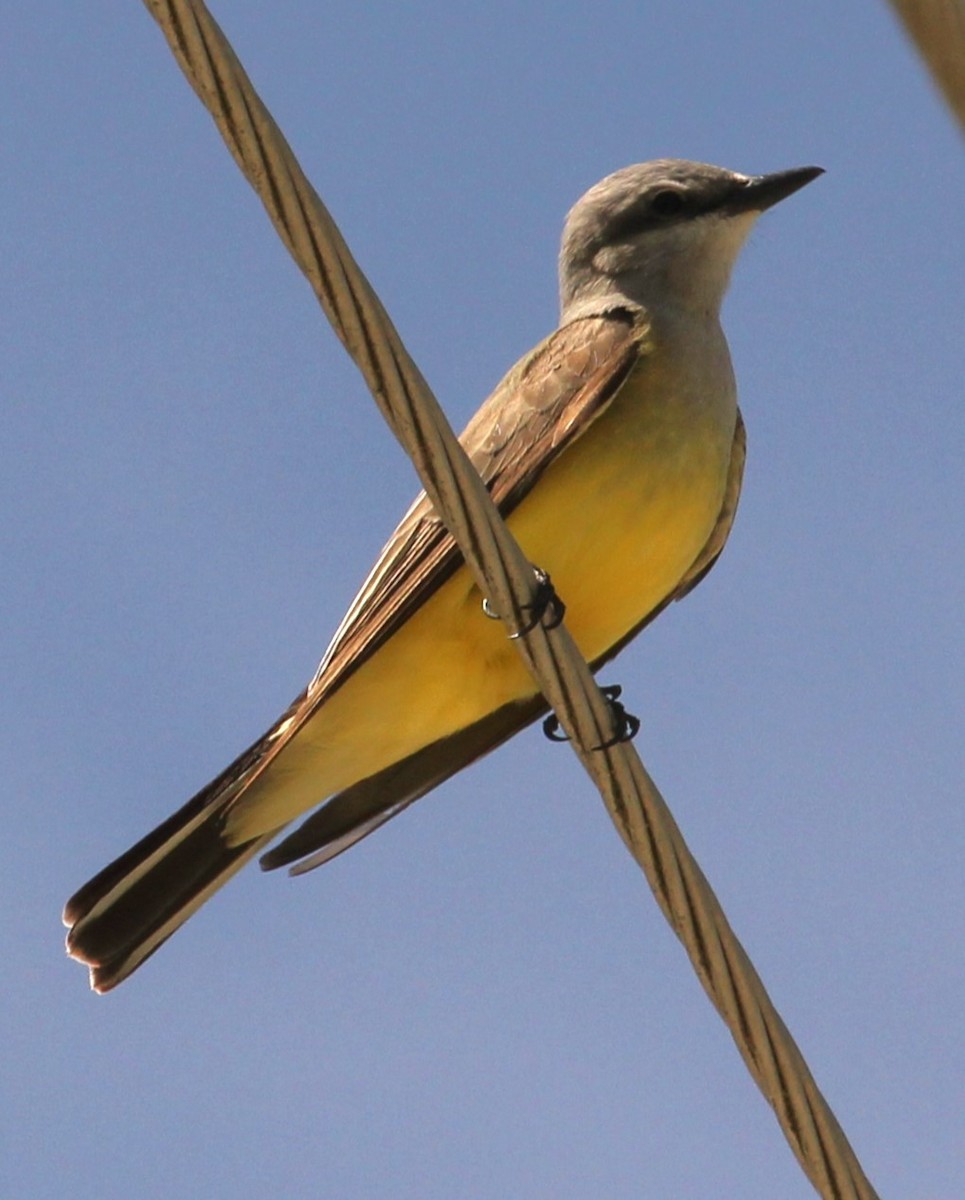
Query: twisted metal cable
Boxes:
[{"xmin": 140, "ymin": 3, "xmax": 881, "ymax": 1196}]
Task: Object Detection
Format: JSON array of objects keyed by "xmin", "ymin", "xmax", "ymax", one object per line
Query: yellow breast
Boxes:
[{"xmin": 227, "ymin": 335, "xmax": 738, "ymax": 840}]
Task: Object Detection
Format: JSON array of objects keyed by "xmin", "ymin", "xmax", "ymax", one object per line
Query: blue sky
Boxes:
[{"xmin": 3, "ymin": 4, "xmax": 962, "ymax": 1198}]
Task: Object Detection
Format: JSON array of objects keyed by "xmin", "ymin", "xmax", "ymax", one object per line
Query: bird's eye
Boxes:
[{"xmin": 650, "ymin": 189, "xmax": 686, "ymax": 217}]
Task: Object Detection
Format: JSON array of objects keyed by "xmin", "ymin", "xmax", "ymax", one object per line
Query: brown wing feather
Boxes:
[
  {"xmin": 264, "ymin": 408, "xmax": 745, "ymax": 874},
  {"xmin": 185, "ymin": 311, "xmax": 645, "ymax": 808},
  {"xmin": 310, "ymin": 310, "xmax": 644, "ymax": 701},
  {"xmin": 64, "ymin": 313, "xmax": 647, "ymax": 981}
]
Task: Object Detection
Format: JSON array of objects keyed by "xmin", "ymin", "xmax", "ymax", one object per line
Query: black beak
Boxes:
[{"xmin": 727, "ymin": 165, "xmax": 824, "ymax": 214}]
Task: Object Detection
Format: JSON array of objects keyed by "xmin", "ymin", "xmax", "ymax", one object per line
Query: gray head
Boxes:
[{"xmin": 559, "ymin": 159, "xmax": 822, "ymax": 323}]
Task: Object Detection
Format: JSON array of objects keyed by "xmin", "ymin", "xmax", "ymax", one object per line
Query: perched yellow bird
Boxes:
[{"xmin": 64, "ymin": 159, "xmax": 821, "ymax": 991}]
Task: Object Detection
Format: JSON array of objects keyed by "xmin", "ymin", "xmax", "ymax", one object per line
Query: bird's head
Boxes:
[{"xmin": 559, "ymin": 159, "xmax": 822, "ymax": 322}]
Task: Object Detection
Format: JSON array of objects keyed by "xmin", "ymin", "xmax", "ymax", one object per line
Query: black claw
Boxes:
[
  {"xmin": 542, "ymin": 712, "xmax": 570, "ymax": 742},
  {"xmin": 512, "ymin": 568, "xmax": 566, "ymax": 637},
  {"xmin": 482, "ymin": 567, "xmax": 566, "ymax": 638},
  {"xmin": 593, "ymin": 685, "xmax": 641, "ymax": 749},
  {"xmin": 541, "ymin": 684, "xmax": 641, "ymax": 748}
]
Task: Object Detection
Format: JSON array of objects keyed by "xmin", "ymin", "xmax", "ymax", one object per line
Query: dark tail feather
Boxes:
[
  {"xmin": 67, "ymin": 693, "xmax": 551, "ymax": 988},
  {"xmin": 64, "ymin": 785, "xmax": 276, "ymax": 993}
]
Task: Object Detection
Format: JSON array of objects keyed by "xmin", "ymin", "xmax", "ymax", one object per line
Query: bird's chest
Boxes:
[{"xmin": 504, "ymin": 338, "xmax": 737, "ymax": 659}]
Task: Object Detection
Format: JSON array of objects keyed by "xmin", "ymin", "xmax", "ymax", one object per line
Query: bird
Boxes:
[{"xmin": 64, "ymin": 158, "xmax": 822, "ymax": 991}]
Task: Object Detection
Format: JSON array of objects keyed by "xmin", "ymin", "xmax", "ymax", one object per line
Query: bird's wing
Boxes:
[
  {"xmin": 164, "ymin": 311, "xmax": 646, "ymax": 828},
  {"xmin": 259, "ymin": 693, "xmax": 548, "ymax": 873},
  {"xmin": 307, "ymin": 309, "xmax": 646, "ymax": 702},
  {"xmin": 261, "ymin": 400, "xmax": 746, "ymax": 878}
]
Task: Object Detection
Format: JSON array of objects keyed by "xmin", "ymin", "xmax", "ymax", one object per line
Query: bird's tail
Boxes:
[{"xmin": 63, "ymin": 777, "xmax": 278, "ymax": 993}]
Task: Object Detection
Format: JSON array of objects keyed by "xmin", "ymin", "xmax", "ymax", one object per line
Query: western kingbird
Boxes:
[{"xmin": 64, "ymin": 159, "xmax": 822, "ymax": 991}]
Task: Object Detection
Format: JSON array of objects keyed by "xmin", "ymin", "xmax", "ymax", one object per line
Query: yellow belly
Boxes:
[{"xmin": 227, "ymin": 352, "xmax": 736, "ymax": 839}]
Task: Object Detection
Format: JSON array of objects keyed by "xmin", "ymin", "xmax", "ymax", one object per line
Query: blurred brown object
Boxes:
[{"xmin": 887, "ymin": 0, "xmax": 965, "ymax": 132}]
